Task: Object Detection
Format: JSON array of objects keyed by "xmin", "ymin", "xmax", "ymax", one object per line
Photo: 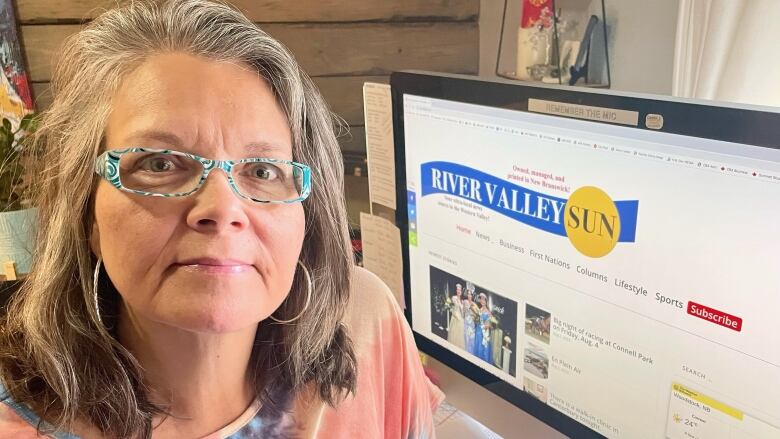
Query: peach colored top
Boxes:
[{"xmin": 0, "ymin": 267, "xmax": 444, "ymax": 438}]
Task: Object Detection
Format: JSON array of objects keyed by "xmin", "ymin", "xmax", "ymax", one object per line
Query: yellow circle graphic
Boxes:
[{"xmin": 564, "ymin": 186, "xmax": 621, "ymax": 258}]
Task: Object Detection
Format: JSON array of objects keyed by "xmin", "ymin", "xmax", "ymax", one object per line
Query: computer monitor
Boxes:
[{"xmin": 391, "ymin": 71, "xmax": 780, "ymax": 438}]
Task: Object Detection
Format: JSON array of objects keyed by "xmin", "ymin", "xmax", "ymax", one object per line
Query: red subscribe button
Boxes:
[{"xmin": 687, "ymin": 301, "xmax": 742, "ymax": 332}]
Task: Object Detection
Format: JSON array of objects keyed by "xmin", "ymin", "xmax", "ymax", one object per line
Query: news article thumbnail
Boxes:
[
  {"xmin": 525, "ymin": 304, "xmax": 551, "ymax": 344},
  {"xmin": 524, "ymin": 343, "xmax": 549, "ymax": 379},
  {"xmin": 429, "ymin": 265, "xmax": 518, "ymax": 376},
  {"xmin": 523, "ymin": 376, "xmax": 549, "ymax": 403}
]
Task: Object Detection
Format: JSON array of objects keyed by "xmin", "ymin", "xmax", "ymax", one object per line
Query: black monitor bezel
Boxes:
[{"xmin": 390, "ymin": 70, "xmax": 780, "ymax": 438}]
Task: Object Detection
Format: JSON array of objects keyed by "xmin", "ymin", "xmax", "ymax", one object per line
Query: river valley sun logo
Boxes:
[
  {"xmin": 420, "ymin": 162, "xmax": 639, "ymax": 258},
  {"xmin": 564, "ymin": 186, "xmax": 622, "ymax": 257}
]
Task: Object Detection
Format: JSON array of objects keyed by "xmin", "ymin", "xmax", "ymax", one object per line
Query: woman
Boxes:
[
  {"xmin": 446, "ymin": 283, "xmax": 465, "ymax": 350},
  {"xmin": 462, "ymin": 284, "xmax": 478, "ymax": 356},
  {"xmin": 0, "ymin": 1, "xmax": 442, "ymax": 438},
  {"xmin": 475, "ymin": 293, "xmax": 493, "ymax": 364}
]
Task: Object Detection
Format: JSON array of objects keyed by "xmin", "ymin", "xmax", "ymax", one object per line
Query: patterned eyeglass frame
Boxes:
[{"xmin": 94, "ymin": 147, "xmax": 312, "ymax": 204}]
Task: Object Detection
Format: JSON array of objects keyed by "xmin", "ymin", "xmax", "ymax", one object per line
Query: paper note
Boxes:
[
  {"xmin": 360, "ymin": 212, "xmax": 404, "ymax": 308},
  {"xmin": 363, "ymin": 82, "xmax": 396, "ymax": 209}
]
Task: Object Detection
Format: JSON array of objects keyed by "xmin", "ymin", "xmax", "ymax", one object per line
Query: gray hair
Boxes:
[{"xmin": 0, "ymin": 1, "xmax": 356, "ymax": 437}]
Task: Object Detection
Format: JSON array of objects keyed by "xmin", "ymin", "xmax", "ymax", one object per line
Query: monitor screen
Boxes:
[{"xmin": 391, "ymin": 72, "xmax": 780, "ymax": 438}]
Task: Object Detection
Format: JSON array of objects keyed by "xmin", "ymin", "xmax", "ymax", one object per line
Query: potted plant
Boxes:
[{"xmin": 0, "ymin": 113, "xmax": 37, "ymax": 280}]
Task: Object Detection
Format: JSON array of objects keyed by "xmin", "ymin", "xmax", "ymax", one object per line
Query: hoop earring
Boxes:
[
  {"xmin": 93, "ymin": 257, "xmax": 103, "ymax": 325},
  {"xmin": 269, "ymin": 260, "xmax": 312, "ymax": 324}
]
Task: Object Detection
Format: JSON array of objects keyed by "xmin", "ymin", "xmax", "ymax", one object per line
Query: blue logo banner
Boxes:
[{"xmin": 420, "ymin": 161, "xmax": 638, "ymax": 242}]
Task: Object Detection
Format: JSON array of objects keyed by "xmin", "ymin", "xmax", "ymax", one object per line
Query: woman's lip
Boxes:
[
  {"xmin": 176, "ymin": 258, "xmax": 250, "ymax": 266},
  {"xmin": 174, "ymin": 263, "xmax": 252, "ymax": 274}
]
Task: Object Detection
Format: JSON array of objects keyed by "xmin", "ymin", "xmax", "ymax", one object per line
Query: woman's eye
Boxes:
[
  {"xmin": 250, "ymin": 165, "xmax": 279, "ymax": 180},
  {"xmin": 141, "ymin": 156, "xmax": 176, "ymax": 172}
]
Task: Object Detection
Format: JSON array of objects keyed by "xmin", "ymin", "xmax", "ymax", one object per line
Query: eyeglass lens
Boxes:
[{"xmin": 117, "ymin": 151, "xmax": 304, "ymax": 201}]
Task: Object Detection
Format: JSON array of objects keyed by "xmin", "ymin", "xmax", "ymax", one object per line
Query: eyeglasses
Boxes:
[{"xmin": 94, "ymin": 148, "xmax": 311, "ymax": 203}]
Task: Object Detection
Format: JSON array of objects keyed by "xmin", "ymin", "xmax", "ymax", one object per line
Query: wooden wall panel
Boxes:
[
  {"xmin": 314, "ymin": 76, "xmax": 387, "ymax": 126},
  {"xmin": 17, "ymin": 0, "xmax": 478, "ymax": 24},
  {"xmin": 22, "ymin": 23, "xmax": 478, "ymax": 82},
  {"xmin": 337, "ymin": 126, "xmax": 366, "ymax": 155},
  {"xmin": 30, "ymin": 82, "xmax": 50, "ymax": 110}
]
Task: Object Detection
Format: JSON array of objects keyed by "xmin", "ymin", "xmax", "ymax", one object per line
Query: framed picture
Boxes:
[{"xmin": 0, "ymin": 0, "xmax": 33, "ymax": 127}]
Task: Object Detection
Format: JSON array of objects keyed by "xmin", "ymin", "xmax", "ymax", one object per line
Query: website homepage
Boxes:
[{"xmin": 403, "ymin": 94, "xmax": 780, "ymax": 438}]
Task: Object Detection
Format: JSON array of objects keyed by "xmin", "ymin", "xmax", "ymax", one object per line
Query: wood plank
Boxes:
[
  {"xmin": 344, "ymin": 175, "xmax": 369, "ymax": 228},
  {"xmin": 337, "ymin": 126, "xmax": 366, "ymax": 155},
  {"xmin": 267, "ymin": 23, "xmax": 479, "ymax": 77},
  {"xmin": 33, "ymin": 76, "xmax": 383, "ymax": 126},
  {"xmin": 22, "ymin": 26, "xmax": 76, "ymax": 83},
  {"xmin": 17, "ymin": 0, "xmax": 478, "ymax": 24},
  {"xmin": 314, "ymin": 76, "xmax": 386, "ymax": 125},
  {"xmin": 31, "ymin": 82, "xmax": 52, "ymax": 111},
  {"xmin": 22, "ymin": 23, "xmax": 478, "ymax": 82}
]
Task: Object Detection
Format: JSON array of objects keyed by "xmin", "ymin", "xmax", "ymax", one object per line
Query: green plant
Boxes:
[{"xmin": 0, "ymin": 113, "xmax": 37, "ymax": 211}]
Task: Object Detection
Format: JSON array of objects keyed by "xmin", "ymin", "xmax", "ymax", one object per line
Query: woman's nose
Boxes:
[{"xmin": 185, "ymin": 169, "xmax": 249, "ymax": 233}]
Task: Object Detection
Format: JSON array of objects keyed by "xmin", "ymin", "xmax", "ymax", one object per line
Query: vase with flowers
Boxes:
[{"xmin": 0, "ymin": 113, "xmax": 38, "ymax": 280}]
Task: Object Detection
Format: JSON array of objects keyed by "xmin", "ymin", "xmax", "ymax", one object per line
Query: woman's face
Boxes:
[
  {"xmin": 91, "ymin": 53, "xmax": 305, "ymax": 334},
  {"xmin": 455, "ymin": 284, "xmax": 462, "ymax": 298},
  {"xmin": 480, "ymin": 295, "xmax": 487, "ymax": 306}
]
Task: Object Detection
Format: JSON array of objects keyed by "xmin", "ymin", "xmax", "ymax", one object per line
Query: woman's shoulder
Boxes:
[
  {"xmin": 343, "ymin": 266, "xmax": 412, "ymax": 349},
  {"xmin": 0, "ymin": 401, "xmax": 54, "ymax": 439},
  {"xmin": 348, "ymin": 266, "xmax": 398, "ymax": 310},
  {"xmin": 344, "ymin": 266, "xmax": 403, "ymax": 336},
  {"xmin": 316, "ymin": 266, "xmax": 443, "ymax": 438}
]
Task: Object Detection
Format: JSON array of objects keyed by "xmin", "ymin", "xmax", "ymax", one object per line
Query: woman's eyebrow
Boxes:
[
  {"xmin": 126, "ymin": 129, "xmax": 184, "ymax": 148},
  {"xmin": 245, "ymin": 140, "xmax": 286, "ymax": 155},
  {"xmin": 125, "ymin": 129, "xmax": 286, "ymax": 154}
]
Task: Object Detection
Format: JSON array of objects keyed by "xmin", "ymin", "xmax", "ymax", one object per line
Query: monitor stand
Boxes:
[{"xmin": 427, "ymin": 356, "xmax": 566, "ymax": 439}]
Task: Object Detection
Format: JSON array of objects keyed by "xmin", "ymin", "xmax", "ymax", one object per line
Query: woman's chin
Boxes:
[
  {"xmin": 159, "ymin": 304, "xmax": 268, "ymax": 333},
  {"xmin": 149, "ymin": 289, "xmax": 279, "ymax": 334}
]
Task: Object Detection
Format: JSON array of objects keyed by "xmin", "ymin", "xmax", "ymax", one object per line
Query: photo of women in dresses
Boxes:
[
  {"xmin": 475, "ymin": 292, "xmax": 492, "ymax": 363},
  {"xmin": 446, "ymin": 283, "xmax": 466, "ymax": 350},
  {"xmin": 463, "ymin": 284, "xmax": 477, "ymax": 355},
  {"xmin": 429, "ymin": 265, "xmax": 518, "ymax": 376}
]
